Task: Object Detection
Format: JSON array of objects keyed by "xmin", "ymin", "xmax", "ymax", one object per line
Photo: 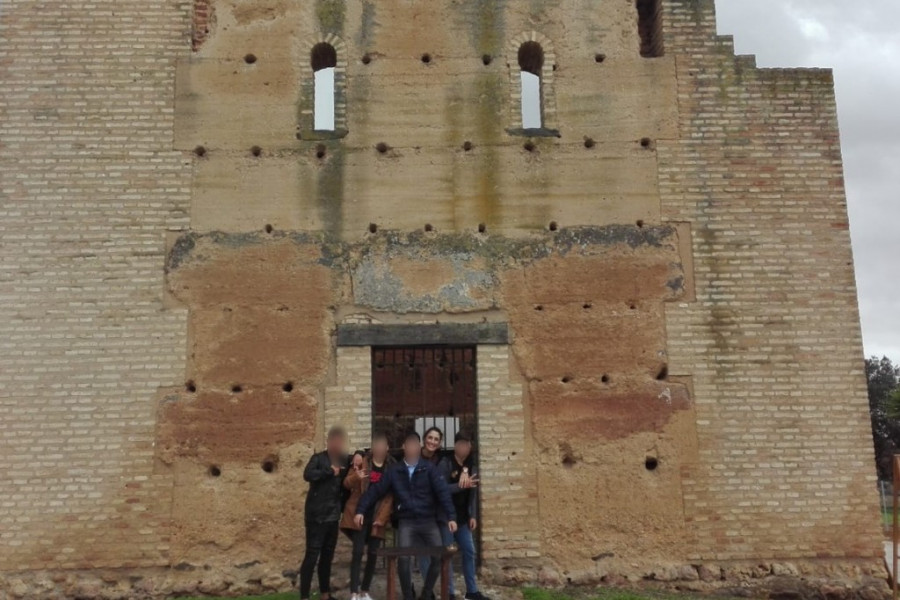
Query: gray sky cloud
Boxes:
[{"xmin": 716, "ymin": 0, "xmax": 900, "ymax": 362}]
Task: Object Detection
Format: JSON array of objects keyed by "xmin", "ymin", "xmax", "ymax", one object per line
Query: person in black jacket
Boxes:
[
  {"xmin": 300, "ymin": 425, "xmax": 349, "ymax": 600},
  {"xmin": 437, "ymin": 432, "xmax": 489, "ymax": 600},
  {"xmin": 355, "ymin": 431, "xmax": 457, "ymax": 600}
]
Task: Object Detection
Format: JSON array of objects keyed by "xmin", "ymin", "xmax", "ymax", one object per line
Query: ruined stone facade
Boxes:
[{"xmin": 0, "ymin": 0, "xmax": 886, "ymax": 598}]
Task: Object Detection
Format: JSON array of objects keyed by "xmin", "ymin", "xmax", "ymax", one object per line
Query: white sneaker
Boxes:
[
  {"xmin": 361, "ymin": 593, "xmax": 374, "ymax": 600},
  {"xmin": 350, "ymin": 594, "xmax": 359, "ymax": 600}
]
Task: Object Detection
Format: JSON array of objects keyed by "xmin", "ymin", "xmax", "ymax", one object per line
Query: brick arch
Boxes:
[
  {"xmin": 506, "ymin": 31, "xmax": 558, "ymax": 130},
  {"xmin": 307, "ymin": 33, "xmax": 349, "ymax": 133}
]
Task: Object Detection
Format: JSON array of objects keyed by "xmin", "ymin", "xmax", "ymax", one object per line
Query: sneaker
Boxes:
[
  {"xmin": 351, "ymin": 594, "xmax": 359, "ymax": 600},
  {"xmin": 361, "ymin": 593, "xmax": 374, "ymax": 600},
  {"xmin": 465, "ymin": 593, "xmax": 490, "ymax": 600}
]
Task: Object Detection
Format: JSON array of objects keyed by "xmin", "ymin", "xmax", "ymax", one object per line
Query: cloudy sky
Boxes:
[{"xmin": 715, "ymin": 0, "xmax": 900, "ymax": 363}]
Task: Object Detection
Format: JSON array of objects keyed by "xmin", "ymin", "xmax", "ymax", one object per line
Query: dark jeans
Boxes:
[
  {"xmin": 299, "ymin": 520, "xmax": 339, "ymax": 599},
  {"xmin": 350, "ymin": 521, "xmax": 382, "ymax": 593},
  {"xmin": 398, "ymin": 518, "xmax": 443, "ymax": 600}
]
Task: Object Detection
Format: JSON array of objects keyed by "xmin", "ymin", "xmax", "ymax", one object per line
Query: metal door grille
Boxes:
[
  {"xmin": 371, "ymin": 346, "xmax": 476, "ymax": 451},
  {"xmin": 371, "ymin": 345, "xmax": 482, "ymax": 563}
]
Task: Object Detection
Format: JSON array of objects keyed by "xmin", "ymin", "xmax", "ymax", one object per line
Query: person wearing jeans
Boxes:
[
  {"xmin": 299, "ymin": 426, "xmax": 349, "ymax": 600},
  {"xmin": 355, "ymin": 431, "xmax": 457, "ymax": 600},
  {"xmin": 438, "ymin": 432, "xmax": 490, "ymax": 600}
]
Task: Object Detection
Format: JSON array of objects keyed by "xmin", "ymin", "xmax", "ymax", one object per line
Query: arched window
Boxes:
[
  {"xmin": 506, "ymin": 32, "xmax": 558, "ymax": 135},
  {"xmin": 518, "ymin": 41, "xmax": 544, "ymax": 129},
  {"xmin": 311, "ymin": 42, "xmax": 337, "ymax": 131}
]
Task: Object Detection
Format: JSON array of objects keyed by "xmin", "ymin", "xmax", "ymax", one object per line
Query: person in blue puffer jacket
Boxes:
[{"xmin": 355, "ymin": 431, "xmax": 457, "ymax": 600}]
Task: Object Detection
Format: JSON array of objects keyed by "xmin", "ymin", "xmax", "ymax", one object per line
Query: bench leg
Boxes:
[
  {"xmin": 386, "ymin": 557, "xmax": 397, "ymax": 600},
  {"xmin": 440, "ymin": 556, "xmax": 451, "ymax": 600}
]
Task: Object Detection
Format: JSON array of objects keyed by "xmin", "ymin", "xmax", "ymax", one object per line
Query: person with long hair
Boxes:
[
  {"xmin": 417, "ymin": 426, "xmax": 445, "ymax": 597},
  {"xmin": 421, "ymin": 426, "xmax": 444, "ymax": 465},
  {"xmin": 340, "ymin": 432, "xmax": 396, "ymax": 600}
]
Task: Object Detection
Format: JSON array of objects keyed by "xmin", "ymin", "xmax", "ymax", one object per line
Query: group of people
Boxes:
[{"xmin": 300, "ymin": 425, "xmax": 490, "ymax": 600}]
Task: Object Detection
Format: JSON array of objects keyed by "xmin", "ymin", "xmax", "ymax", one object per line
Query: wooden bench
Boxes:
[{"xmin": 375, "ymin": 546, "xmax": 457, "ymax": 600}]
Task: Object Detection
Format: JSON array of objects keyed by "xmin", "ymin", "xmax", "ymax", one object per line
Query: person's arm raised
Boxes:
[
  {"xmin": 303, "ymin": 452, "xmax": 333, "ymax": 482},
  {"xmin": 468, "ymin": 471, "xmax": 479, "ymax": 530},
  {"xmin": 437, "ymin": 457, "xmax": 462, "ymax": 494},
  {"xmin": 355, "ymin": 464, "xmax": 394, "ymax": 524}
]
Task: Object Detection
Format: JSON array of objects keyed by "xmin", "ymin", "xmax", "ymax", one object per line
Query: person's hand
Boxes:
[
  {"xmin": 331, "ymin": 465, "xmax": 341, "ymax": 476},
  {"xmin": 354, "ymin": 514, "xmax": 365, "ymax": 527},
  {"xmin": 459, "ymin": 472, "xmax": 471, "ymax": 488},
  {"xmin": 469, "ymin": 518, "xmax": 477, "ymax": 531},
  {"xmin": 463, "ymin": 476, "xmax": 480, "ymax": 488},
  {"xmin": 373, "ymin": 520, "xmax": 383, "ymax": 527},
  {"xmin": 448, "ymin": 520, "xmax": 458, "ymax": 533}
]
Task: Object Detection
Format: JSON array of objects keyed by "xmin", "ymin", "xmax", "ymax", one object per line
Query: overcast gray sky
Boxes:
[{"xmin": 715, "ymin": 0, "xmax": 899, "ymax": 363}]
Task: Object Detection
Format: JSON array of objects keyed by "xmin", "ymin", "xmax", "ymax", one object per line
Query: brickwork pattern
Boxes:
[
  {"xmin": 0, "ymin": 0, "xmax": 192, "ymax": 569},
  {"xmin": 324, "ymin": 346, "xmax": 374, "ymax": 449},
  {"xmin": 476, "ymin": 345, "xmax": 542, "ymax": 562},
  {"xmin": 660, "ymin": 0, "xmax": 882, "ymax": 560},
  {"xmin": 192, "ymin": 0, "xmax": 212, "ymax": 51}
]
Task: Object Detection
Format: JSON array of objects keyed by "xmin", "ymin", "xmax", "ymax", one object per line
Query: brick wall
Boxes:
[
  {"xmin": 192, "ymin": 0, "xmax": 212, "ymax": 51},
  {"xmin": 476, "ymin": 345, "xmax": 542, "ymax": 563},
  {"xmin": 0, "ymin": 0, "xmax": 191, "ymax": 569},
  {"xmin": 660, "ymin": 0, "xmax": 882, "ymax": 560},
  {"xmin": 325, "ymin": 346, "xmax": 374, "ymax": 448},
  {"xmin": 0, "ymin": 0, "xmax": 885, "ymax": 593}
]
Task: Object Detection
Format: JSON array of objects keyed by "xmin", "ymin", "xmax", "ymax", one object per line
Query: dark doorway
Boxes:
[
  {"xmin": 372, "ymin": 346, "xmax": 477, "ymax": 452},
  {"xmin": 371, "ymin": 345, "xmax": 481, "ymax": 564},
  {"xmin": 371, "ymin": 344, "xmax": 483, "ymax": 567}
]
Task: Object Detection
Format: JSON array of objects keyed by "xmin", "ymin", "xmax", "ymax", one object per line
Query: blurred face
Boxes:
[
  {"xmin": 423, "ymin": 430, "xmax": 442, "ymax": 454},
  {"xmin": 403, "ymin": 436, "xmax": 422, "ymax": 463},
  {"xmin": 454, "ymin": 440, "xmax": 471, "ymax": 461},
  {"xmin": 326, "ymin": 433, "xmax": 347, "ymax": 457},
  {"xmin": 371, "ymin": 437, "xmax": 389, "ymax": 461},
  {"xmin": 352, "ymin": 453, "xmax": 364, "ymax": 469}
]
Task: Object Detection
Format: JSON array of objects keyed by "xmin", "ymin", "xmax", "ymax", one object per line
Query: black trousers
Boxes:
[
  {"xmin": 349, "ymin": 521, "xmax": 382, "ymax": 593},
  {"xmin": 299, "ymin": 520, "xmax": 339, "ymax": 599}
]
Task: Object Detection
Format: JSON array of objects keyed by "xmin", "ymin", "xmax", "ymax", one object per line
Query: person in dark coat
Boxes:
[
  {"xmin": 437, "ymin": 432, "xmax": 489, "ymax": 600},
  {"xmin": 355, "ymin": 431, "xmax": 457, "ymax": 600},
  {"xmin": 300, "ymin": 425, "xmax": 349, "ymax": 600}
]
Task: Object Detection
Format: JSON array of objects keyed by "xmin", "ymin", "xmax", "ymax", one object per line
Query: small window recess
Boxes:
[
  {"xmin": 637, "ymin": 0, "xmax": 665, "ymax": 58},
  {"xmin": 298, "ymin": 35, "xmax": 349, "ymax": 140},
  {"xmin": 506, "ymin": 32, "xmax": 560, "ymax": 138},
  {"xmin": 312, "ymin": 43, "xmax": 337, "ymax": 131}
]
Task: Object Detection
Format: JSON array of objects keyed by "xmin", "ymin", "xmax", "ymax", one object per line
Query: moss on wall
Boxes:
[{"xmin": 315, "ymin": 0, "xmax": 345, "ymax": 33}]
